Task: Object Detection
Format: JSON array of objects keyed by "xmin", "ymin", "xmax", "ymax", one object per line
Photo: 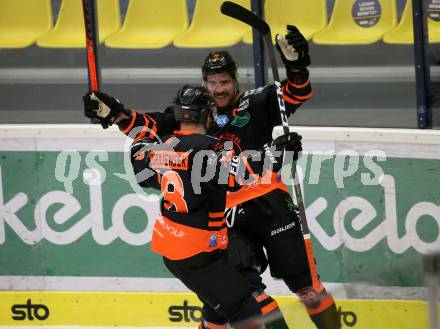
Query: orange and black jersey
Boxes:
[
  {"xmin": 209, "ymin": 71, "xmax": 312, "ymax": 152},
  {"xmin": 123, "ymin": 70, "xmax": 311, "ymax": 204},
  {"xmin": 131, "ymin": 131, "xmax": 258, "ymax": 260}
]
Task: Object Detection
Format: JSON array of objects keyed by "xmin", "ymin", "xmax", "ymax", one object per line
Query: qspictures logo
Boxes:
[
  {"xmin": 168, "ymin": 300, "xmax": 202, "ymax": 322},
  {"xmin": 11, "ymin": 299, "xmax": 50, "ymax": 321}
]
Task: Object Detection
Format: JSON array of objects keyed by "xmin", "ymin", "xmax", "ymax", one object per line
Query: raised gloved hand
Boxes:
[
  {"xmin": 276, "ymin": 25, "xmax": 311, "ymax": 70},
  {"xmin": 83, "ymin": 91, "xmax": 127, "ymax": 129},
  {"xmin": 262, "ymin": 132, "xmax": 302, "ymax": 171}
]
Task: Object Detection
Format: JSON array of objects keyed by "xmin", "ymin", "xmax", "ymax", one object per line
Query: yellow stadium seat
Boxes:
[
  {"xmin": 105, "ymin": 0, "xmax": 188, "ymax": 48},
  {"xmin": 243, "ymin": 0, "xmax": 328, "ymax": 44},
  {"xmin": 0, "ymin": 0, "xmax": 52, "ymax": 48},
  {"xmin": 313, "ymin": 0, "xmax": 397, "ymax": 45},
  {"xmin": 36, "ymin": 0, "xmax": 120, "ymax": 48},
  {"xmin": 383, "ymin": 0, "xmax": 440, "ymax": 44},
  {"xmin": 173, "ymin": 0, "xmax": 251, "ymax": 48}
]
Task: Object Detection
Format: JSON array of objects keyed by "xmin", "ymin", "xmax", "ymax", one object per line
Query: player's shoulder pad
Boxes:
[{"xmin": 178, "ymin": 134, "xmax": 219, "ymax": 152}]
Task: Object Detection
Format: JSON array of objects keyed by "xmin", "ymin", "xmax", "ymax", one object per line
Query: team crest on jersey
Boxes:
[
  {"xmin": 216, "ymin": 114, "xmax": 229, "ymax": 127},
  {"xmin": 237, "ymin": 99, "xmax": 250, "ymax": 111},
  {"xmin": 231, "ymin": 111, "xmax": 250, "ymax": 127}
]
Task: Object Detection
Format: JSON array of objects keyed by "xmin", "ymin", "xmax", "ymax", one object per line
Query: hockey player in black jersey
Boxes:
[
  {"xmin": 84, "ymin": 26, "xmax": 340, "ymax": 329},
  {"xmin": 130, "ymin": 85, "xmax": 302, "ymax": 329}
]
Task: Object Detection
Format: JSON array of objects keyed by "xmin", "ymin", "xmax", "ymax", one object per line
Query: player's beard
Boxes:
[{"xmin": 214, "ymin": 91, "xmax": 235, "ymax": 113}]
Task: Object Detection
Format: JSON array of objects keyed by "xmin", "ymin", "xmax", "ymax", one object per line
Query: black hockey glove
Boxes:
[
  {"xmin": 83, "ymin": 91, "xmax": 128, "ymax": 129},
  {"xmin": 262, "ymin": 132, "xmax": 302, "ymax": 171},
  {"xmin": 276, "ymin": 25, "xmax": 311, "ymax": 70},
  {"xmin": 272, "ymin": 131, "xmax": 302, "ymax": 159},
  {"xmin": 131, "ymin": 138, "xmax": 155, "ymax": 161},
  {"xmin": 130, "ymin": 137, "xmax": 158, "ymax": 186}
]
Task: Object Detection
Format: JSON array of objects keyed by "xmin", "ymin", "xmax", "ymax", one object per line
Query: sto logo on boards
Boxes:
[
  {"xmin": 11, "ymin": 299, "xmax": 50, "ymax": 321},
  {"xmin": 338, "ymin": 306, "xmax": 357, "ymax": 327},
  {"xmin": 168, "ymin": 300, "xmax": 202, "ymax": 322}
]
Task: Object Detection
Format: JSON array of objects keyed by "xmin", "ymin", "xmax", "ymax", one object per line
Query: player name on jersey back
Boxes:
[{"xmin": 150, "ymin": 151, "xmax": 190, "ymax": 170}]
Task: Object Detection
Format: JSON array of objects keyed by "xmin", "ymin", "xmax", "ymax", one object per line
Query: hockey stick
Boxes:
[
  {"xmin": 220, "ymin": 1, "xmax": 320, "ymax": 289},
  {"xmin": 82, "ymin": 0, "xmax": 101, "ymax": 92},
  {"xmin": 82, "ymin": 0, "xmax": 108, "ymax": 127}
]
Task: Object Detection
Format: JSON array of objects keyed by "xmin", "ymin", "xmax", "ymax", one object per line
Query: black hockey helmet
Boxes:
[
  {"xmin": 173, "ymin": 85, "xmax": 216, "ymax": 124},
  {"xmin": 202, "ymin": 51, "xmax": 238, "ymax": 81}
]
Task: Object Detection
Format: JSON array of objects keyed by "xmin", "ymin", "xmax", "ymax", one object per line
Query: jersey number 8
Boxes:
[{"xmin": 161, "ymin": 171, "xmax": 189, "ymax": 213}]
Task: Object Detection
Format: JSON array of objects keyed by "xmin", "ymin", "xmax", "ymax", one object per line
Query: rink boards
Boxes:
[
  {"xmin": 0, "ymin": 291, "xmax": 430, "ymax": 328},
  {"xmin": 0, "ymin": 125, "xmax": 439, "ymax": 328}
]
